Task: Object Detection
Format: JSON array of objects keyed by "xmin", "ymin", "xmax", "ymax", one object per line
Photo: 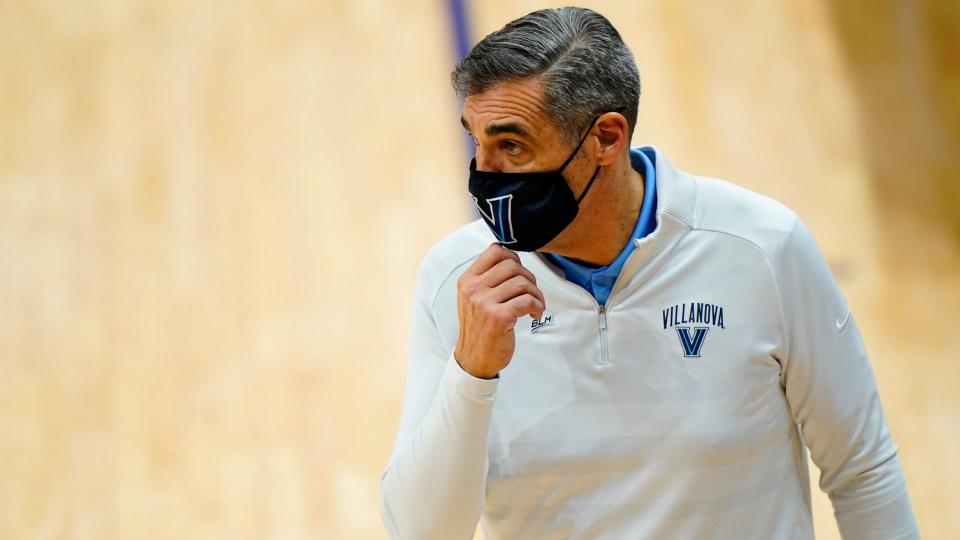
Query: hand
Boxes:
[{"xmin": 453, "ymin": 243, "xmax": 546, "ymax": 379}]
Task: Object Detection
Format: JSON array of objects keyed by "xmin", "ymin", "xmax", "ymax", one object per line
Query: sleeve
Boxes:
[
  {"xmin": 772, "ymin": 216, "xmax": 919, "ymax": 539},
  {"xmin": 379, "ymin": 256, "xmax": 500, "ymax": 540}
]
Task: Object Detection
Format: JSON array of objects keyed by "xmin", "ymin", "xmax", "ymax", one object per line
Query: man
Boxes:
[{"xmin": 380, "ymin": 7, "xmax": 918, "ymax": 539}]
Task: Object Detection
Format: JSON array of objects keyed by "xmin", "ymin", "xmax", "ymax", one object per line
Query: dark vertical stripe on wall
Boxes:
[
  {"xmin": 447, "ymin": 0, "xmax": 472, "ymax": 61},
  {"xmin": 445, "ymin": 0, "xmax": 476, "ymax": 159}
]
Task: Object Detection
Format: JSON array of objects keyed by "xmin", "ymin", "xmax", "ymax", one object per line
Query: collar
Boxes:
[
  {"xmin": 540, "ymin": 147, "xmax": 658, "ymax": 302},
  {"xmin": 523, "ymin": 145, "xmax": 698, "ymax": 306}
]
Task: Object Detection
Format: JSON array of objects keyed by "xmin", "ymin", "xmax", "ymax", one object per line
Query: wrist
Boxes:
[{"xmin": 453, "ymin": 348, "xmax": 499, "ymax": 380}]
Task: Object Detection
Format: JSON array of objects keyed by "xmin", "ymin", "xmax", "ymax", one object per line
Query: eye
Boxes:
[{"xmin": 500, "ymin": 140, "xmax": 524, "ymax": 155}]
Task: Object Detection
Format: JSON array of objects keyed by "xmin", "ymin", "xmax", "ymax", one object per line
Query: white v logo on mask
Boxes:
[{"xmin": 473, "ymin": 194, "xmax": 518, "ymax": 244}]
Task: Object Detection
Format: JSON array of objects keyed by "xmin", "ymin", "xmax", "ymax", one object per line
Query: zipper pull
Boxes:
[{"xmin": 598, "ymin": 305, "xmax": 607, "ymax": 330}]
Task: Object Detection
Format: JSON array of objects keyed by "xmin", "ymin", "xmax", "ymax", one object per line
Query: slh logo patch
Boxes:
[{"xmin": 530, "ymin": 313, "xmax": 554, "ymax": 333}]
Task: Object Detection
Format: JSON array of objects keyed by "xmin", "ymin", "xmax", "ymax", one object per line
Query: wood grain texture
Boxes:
[{"xmin": 0, "ymin": 1, "xmax": 956, "ymax": 538}]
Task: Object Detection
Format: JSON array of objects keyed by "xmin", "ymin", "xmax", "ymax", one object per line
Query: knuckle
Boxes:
[
  {"xmin": 481, "ymin": 301, "xmax": 500, "ymax": 319},
  {"xmin": 485, "ymin": 308, "xmax": 507, "ymax": 327},
  {"xmin": 513, "ymin": 281, "xmax": 533, "ymax": 297},
  {"xmin": 474, "ymin": 286, "xmax": 492, "ymax": 304},
  {"xmin": 466, "ymin": 291, "xmax": 479, "ymax": 305},
  {"xmin": 507, "ymin": 274, "xmax": 526, "ymax": 288}
]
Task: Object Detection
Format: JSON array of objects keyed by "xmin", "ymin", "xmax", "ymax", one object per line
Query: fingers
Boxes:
[
  {"xmin": 464, "ymin": 242, "xmax": 521, "ymax": 277},
  {"xmin": 501, "ymin": 293, "xmax": 546, "ymax": 322},
  {"xmin": 486, "ymin": 275, "xmax": 545, "ymax": 313},
  {"xmin": 476, "ymin": 251, "xmax": 545, "ymax": 317},
  {"xmin": 458, "ymin": 242, "xmax": 545, "ymax": 323},
  {"xmin": 478, "ymin": 257, "xmax": 538, "ymax": 289}
]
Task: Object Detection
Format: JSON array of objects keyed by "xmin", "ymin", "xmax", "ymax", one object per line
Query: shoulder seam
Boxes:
[
  {"xmin": 689, "ymin": 225, "xmax": 793, "ymax": 369},
  {"xmin": 660, "ymin": 170, "xmax": 699, "ymax": 228},
  {"xmin": 689, "ymin": 173, "xmax": 701, "ymax": 228},
  {"xmin": 427, "ymin": 254, "xmax": 481, "ymax": 315}
]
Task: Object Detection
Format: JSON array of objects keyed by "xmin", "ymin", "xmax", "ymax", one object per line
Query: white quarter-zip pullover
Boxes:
[{"xmin": 379, "ymin": 145, "xmax": 919, "ymax": 539}]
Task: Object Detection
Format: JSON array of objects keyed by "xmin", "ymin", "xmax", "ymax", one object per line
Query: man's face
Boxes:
[
  {"xmin": 460, "ymin": 76, "xmax": 611, "ymax": 255},
  {"xmin": 460, "ymin": 77, "xmax": 593, "ymax": 178}
]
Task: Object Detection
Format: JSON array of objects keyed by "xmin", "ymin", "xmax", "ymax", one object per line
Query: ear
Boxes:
[{"xmin": 593, "ymin": 111, "xmax": 630, "ymax": 167}]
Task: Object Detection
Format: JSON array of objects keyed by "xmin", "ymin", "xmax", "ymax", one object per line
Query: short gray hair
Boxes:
[{"xmin": 451, "ymin": 7, "xmax": 641, "ymax": 143}]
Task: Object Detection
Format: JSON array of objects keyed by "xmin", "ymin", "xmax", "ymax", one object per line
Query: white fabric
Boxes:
[{"xmin": 379, "ymin": 146, "xmax": 919, "ymax": 539}]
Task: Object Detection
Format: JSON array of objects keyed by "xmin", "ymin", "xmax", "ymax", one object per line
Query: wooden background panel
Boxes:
[
  {"xmin": 0, "ymin": 1, "xmax": 465, "ymax": 538},
  {"xmin": 0, "ymin": 1, "xmax": 956, "ymax": 538}
]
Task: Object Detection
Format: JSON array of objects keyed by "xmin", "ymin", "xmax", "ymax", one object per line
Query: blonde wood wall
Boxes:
[{"xmin": 1, "ymin": 1, "xmax": 956, "ymax": 538}]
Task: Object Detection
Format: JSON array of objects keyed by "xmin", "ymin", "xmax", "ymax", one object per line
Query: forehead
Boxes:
[{"xmin": 461, "ymin": 77, "xmax": 552, "ymax": 139}]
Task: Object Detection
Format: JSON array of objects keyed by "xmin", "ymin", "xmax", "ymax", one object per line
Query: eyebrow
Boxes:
[{"xmin": 460, "ymin": 115, "xmax": 533, "ymax": 139}]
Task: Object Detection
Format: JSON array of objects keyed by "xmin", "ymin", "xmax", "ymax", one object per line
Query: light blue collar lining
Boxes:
[{"xmin": 542, "ymin": 146, "xmax": 658, "ymax": 306}]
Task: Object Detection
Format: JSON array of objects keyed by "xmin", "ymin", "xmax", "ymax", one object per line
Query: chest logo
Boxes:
[
  {"xmin": 530, "ymin": 313, "xmax": 555, "ymax": 333},
  {"xmin": 675, "ymin": 327, "xmax": 709, "ymax": 357},
  {"xmin": 662, "ymin": 302, "xmax": 725, "ymax": 357}
]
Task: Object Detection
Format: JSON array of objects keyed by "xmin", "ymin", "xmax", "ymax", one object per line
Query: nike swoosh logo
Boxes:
[{"xmin": 835, "ymin": 305, "xmax": 851, "ymax": 332}]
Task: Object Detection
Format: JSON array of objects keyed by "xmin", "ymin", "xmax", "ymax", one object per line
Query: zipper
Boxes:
[
  {"xmin": 528, "ymin": 148, "xmax": 668, "ymax": 368},
  {"xmin": 534, "ymin": 254, "xmax": 623, "ymax": 368},
  {"xmin": 534, "ymin": 249, "xmax": 654, "ymax": 368},
  {"xmin": 598, "ymin": 304, "xmax": 610, "ymax": 366}
]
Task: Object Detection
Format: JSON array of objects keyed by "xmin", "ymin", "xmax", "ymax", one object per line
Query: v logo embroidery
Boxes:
[{"xmin": 675, "ymin": 326, "xmax": 709, "ymax": 358}]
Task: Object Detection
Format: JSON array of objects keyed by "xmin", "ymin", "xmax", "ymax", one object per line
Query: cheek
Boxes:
[{"xmin": 563, "ymin": 158, "xmax": 594, "ymax": 191}]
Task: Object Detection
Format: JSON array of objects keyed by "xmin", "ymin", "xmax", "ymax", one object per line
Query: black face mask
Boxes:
[{"xmin": 468, "ymin": 115, "xmax": 603, "ymax": 252}]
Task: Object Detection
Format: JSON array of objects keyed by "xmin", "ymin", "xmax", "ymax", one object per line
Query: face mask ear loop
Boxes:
[
  {"xmin": 556, "ymin": 115, "xmax": 601, "ymax": 173},
  {"xmin": 575, "ymin": 165, "xmax": 602, "ymax": 204}
]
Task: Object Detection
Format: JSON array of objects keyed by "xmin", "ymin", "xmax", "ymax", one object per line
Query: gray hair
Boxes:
[{"xmin": 451, "ymin": 7, "xmax": 641, "ymax": 144}]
